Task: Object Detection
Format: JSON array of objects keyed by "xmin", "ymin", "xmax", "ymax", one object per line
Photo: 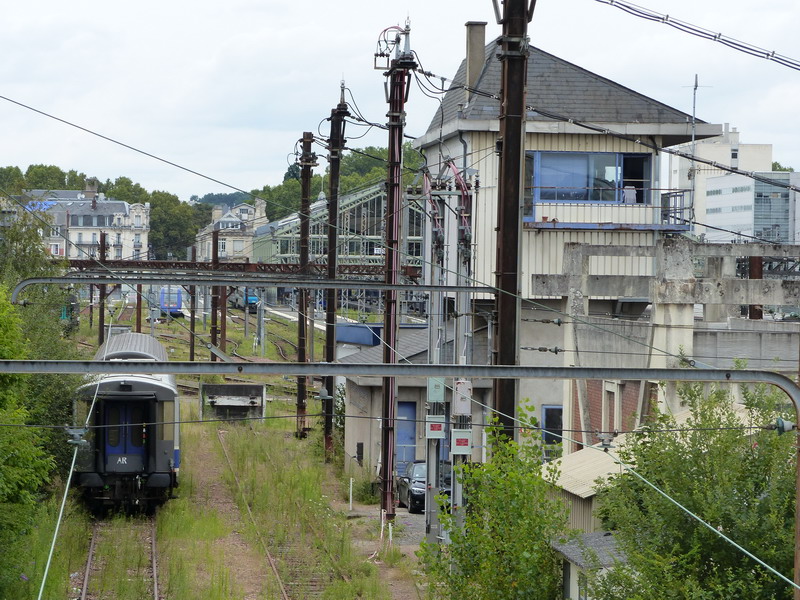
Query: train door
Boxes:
[{"xmin": 104, "ymin": 401, "xmax": 147, "ymax": 472}]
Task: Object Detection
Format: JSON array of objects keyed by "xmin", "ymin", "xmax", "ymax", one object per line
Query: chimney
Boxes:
[
  {"xmin": 85, "ymin": 177, "xmax": 99, "ymax": 209},
  {"xmin": 465, "ymin": 21, "xmax": 487, "ymax": 106}
]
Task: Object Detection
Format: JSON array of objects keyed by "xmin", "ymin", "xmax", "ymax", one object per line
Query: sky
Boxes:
[{"xmin": 1, "ymin": 0, "xmax": 798, "ymax": 202}]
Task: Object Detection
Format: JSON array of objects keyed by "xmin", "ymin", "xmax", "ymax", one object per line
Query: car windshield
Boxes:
[{"xmin": 409, "ymin": 462, "xmax": 451, "ymax": 485}]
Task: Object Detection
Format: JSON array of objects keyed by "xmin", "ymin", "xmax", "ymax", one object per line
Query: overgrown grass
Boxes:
[
  {"xmin": 0, "ymin": 494, "xmax": 91, "ymax": 600},
  {"xmin": 91, "ymin": 514, "xmax": 154, "ymax": 600},
  {"xmin": 156, "ymin": 406, "xmax": 248, "ymax": 599},
  {"xmin": 157, "ymin": 479, "xmax": 243, "ymax": 599},
  {"xmin": 346, "ymin": 471, "xmax": 381, "ymax": 505},
  {"xmin": 220, "ymin": 420, "xmax": 390, "ymax": 598}
]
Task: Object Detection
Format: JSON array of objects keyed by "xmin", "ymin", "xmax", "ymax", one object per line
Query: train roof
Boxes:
[{"xmin": 94, "ymin": 333, "xmax": 169, "ymax": 362}]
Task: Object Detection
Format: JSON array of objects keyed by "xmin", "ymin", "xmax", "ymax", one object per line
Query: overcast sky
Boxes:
[{"xmin": 1, "ymin": 0, "xmax": 797, "ymax": 201}]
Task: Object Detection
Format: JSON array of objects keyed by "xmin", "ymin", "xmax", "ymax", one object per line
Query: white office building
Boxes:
[
  {"xmin": 705, "ymin": 171, "xmax": 800, "ymax": 243},
  {"xmin": 667, "ymin": 124, "xmax": 772, "ymax": 237}
]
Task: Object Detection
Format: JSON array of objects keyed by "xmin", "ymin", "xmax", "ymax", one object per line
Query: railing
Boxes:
[{"xmin": 523, "ymin": 188, "xmax": 690, "ymax": 231}]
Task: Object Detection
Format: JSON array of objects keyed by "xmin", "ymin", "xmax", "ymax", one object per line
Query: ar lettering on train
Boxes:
[{"xmin": 116, "ymin": 457, "xmax": 128, "ymax": 465}]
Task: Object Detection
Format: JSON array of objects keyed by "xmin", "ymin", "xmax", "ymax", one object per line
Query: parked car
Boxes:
[{"xmin": 395, "ymin": 459, "xmax": 451, "ymax": 513}]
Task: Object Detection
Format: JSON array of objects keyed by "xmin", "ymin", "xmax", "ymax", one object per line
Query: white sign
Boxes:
[
  {"xmin": 425, "ymin": 414, "xmax": 446, "ymax": 439},
  {"xmin": 451, "ymin": 429, "xmax": 472, "ymax": 456}
]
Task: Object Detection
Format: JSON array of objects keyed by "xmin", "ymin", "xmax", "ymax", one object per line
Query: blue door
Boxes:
[
  {"xmin": 396, "ymin": 402, "xmax": 416, "ymax": 465},
  {"xmin": 104, "ymin": 402, "xmax": 146, "ymax": 472}
]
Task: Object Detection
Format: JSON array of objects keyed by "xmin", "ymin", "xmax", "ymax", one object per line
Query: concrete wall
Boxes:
[{"xmin": 694, "ymin": 318, "xmax": 800, "ymax": 372}]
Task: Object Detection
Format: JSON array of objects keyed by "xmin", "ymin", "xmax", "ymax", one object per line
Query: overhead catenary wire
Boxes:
[
  {"xmin": 595, "ymin": 0, "xmax": 800, "ymax": 72},
  {"xmin": 5, "ymin": 55, "xmax": 795, "ymax": 375},
  {"xmin": 0, "ymin": 411, "xmax": 774, "ymax": 436},
  {"xmin": 4, "ymin": 26, "xmax": 797, "ymax": 590}
]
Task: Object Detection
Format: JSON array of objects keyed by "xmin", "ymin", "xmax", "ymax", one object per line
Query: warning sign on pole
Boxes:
[{"xmin": 451, "ymin": 429, "xmax": 472, "ymax": 455}]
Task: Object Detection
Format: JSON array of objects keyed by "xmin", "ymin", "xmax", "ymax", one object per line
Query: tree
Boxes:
[
  {"xmin": 772, "ymin": 161, "xmax": 794, "ymax": 172},
  {"xmin": 283, "ymin": 163, "xmax": 301, "ymax": 182},
  {"xmin": 0, "ymin": 166, "xmax": 24, "ymax": 195},
  {"xmin": 0, "ymin": 210, "xmax": 83, "ymax": 475},
  {"xmin": 103, "ymin": 176, "xmax": 151, "ymax": 205},
  {"xmin": 148, "ymin": 191, "xmax": 199, "ymax": 259},
  {"xmin": 0, "ymin": 286, "xmax": 55, "ymax": 576},
  {"xmin": 65, "ymin": 169, "xmax": 88, "ymax": 189},
  {"xmin": 24, "ymin": 164, "xmax": 68, "ymax": 190},
  {"xmin": 195, "ymin": 191, "xmax": 249, "ymax": 207},
  {"xmin": 419, "ymin": 418, "xmax": 568, "ymax": 599},
  {"xmin": 0, "ymin": 209, "xmax": 63, "ymax": 287},
  {"xmin": 591, "ymin": 383, "xmax": 795, "ymax": 599}
]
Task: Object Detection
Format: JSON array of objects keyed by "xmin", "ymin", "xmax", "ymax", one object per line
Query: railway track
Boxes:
[
  {"xmin": 79, "ymin": 513, "xmax": 160, "ymax": 600},
  {"xmin": 216, "ymin": 428, "xmax": 345, "ymax": 598}
]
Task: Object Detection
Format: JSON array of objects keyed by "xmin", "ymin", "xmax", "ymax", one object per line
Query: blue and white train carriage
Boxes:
[{"xmin": 73, "ymin": 333, "xmax": 180, "ymax": 511}]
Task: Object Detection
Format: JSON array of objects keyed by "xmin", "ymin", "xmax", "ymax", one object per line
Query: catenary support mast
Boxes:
[
  {"xmin": 493, "ymin": 0, "xmax": 535, "ymax": 436},
  {"xmin": 324, "ymin": 84, "xmax": 350, "ymax": 457},
  {"xmin": 379, "ymin": 22, "xmax": 417, "ymax": 520},
  {"xmin": 297, "ymin": 132, "xmax": 316, "ymax": 438}
]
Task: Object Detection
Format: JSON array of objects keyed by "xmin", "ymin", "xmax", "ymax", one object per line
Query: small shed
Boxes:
[
  {"xmin": 551, "ymin": 531, "xmax": 625, "ymax": 600},
  {"xmin": 200, "ymin": 383, "xmax": 265, "ymax": 420}
]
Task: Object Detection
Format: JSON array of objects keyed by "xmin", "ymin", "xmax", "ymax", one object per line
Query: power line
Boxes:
[
  {"xmin": 0, "ymin": 410, "xmax": 774, "ymax": 436},
  {"xmin": 4, "ymin": 67, "xmax": 787, "ymax": 369},
  {"xmin": 595, "ymin": 0, "xmax": 800, "ymax": 72}
]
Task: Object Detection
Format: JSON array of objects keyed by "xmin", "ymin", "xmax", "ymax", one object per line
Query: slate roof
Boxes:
[
  {"xmin": 426, "ymin": 40, "xmax": 702, "ymax": 133},
  {"xmin": 21, "ymin": 190, "xmax": 131, "ymax": 216},
  {"xmin": 551, "ymin": 532, "xmax": 625, "ymax": 569},
  {"xmin": 338, "ymin": 327, "xmax": 433, "ymax": 365},
  {"xmin": 43, "ymin": 200, "xmax": 130, "ymax": 217}
]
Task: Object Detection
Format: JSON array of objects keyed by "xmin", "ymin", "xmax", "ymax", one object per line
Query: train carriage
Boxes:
[{"xmin": 73, "ymin": 333, "xmax": 180, "ymax": 511}]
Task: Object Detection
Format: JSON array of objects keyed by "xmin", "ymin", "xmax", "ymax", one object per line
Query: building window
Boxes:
[
  {"xmin": 133, "ymin": 249, "xmax": 140, "ymax": 260},
  {"xmin": 92, "ymin": 233, "xmax": 97, "ymax": 244},
  {"xmin": 524, "ymin": 151, "xmax": 652, "ymax": 217},
  {"xmin": 233, "ymin": 239, "xmax": 244, "ymax": 253},
  {"xmin": 116, "ymin": 233, "xmax": 121, "ymax": 245},
  {"xmin": 542, "ymin": 406, "xmax": 563, "ymax": 445},
  {"xmin": 70, "ymin": 215, "xmax": 79, "ymax": 226},
  {"xmin": 82, "ymin": 215, "xmax": 93, "ymax": 226},
  {"xmin": 542, "ymin": 405, "xmax": 563, "ymax": 461},
  {"xmin": 218, "ymin": 239, "xmax": 226, "ymax": 254},
  {"xmin": 115, "ymin": 247, "xmax": 122, "ymax": 259},
  {"xmin": 49, "ymin": 243, "xmax": 60, "ymax": 255},
  {"xmin": 134, "ymin": 214, "xmax": 142, "ymax": 227},
  {"xmin": 77, "ymin": 233, "xmax": 83, "ymax": 244}
]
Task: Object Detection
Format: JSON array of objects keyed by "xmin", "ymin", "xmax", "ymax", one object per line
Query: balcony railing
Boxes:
[{"xmin": 523, "ymin": 188, "xmax": 690, "ymax": 232}]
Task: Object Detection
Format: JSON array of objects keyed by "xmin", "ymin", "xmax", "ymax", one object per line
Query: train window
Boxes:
[
  {"xmin": 107, "ymin": 405, "xmax": 121, "ymax": 446},
  {"xmin": 158, "ymin": 403, "xmax": 174, "ymax": 441},
  {"xmin": 129, "ymin": 406, "xmax": 145, "ymax": 448}
]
